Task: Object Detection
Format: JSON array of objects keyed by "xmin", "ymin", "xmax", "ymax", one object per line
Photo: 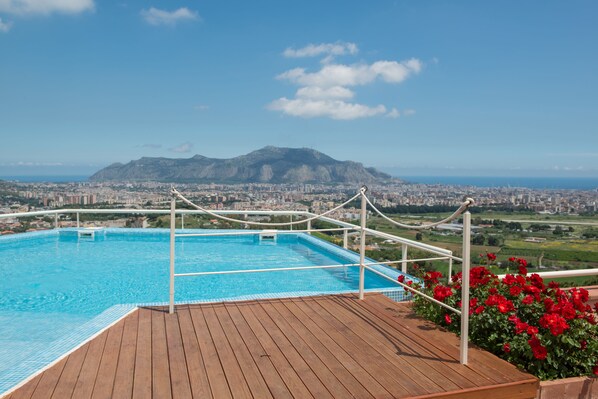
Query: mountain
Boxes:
[{"xmin": 89, "ymin": 146, "xmax": 394, "ymax": 184}]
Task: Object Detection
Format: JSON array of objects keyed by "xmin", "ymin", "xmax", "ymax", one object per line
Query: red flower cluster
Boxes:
[
  {"xmin": 528, "ymin": 336, "xmax": 547, "ymax": 360},
  {"xmin": 433, "ymin": 285, "xmax": 453, "ymax": 301},
  {"xmin": 424, "ymin": 271, "xmax": 443, "ymax": 286},
  {"xmin": 486, "ymin": 252, "xmax": 496, "ymax": 262},
  {"xmin": 485, "ymin": 294, "xmax": 515, "ymax": 313},
  {"xmin": 539, "ymin": 313, "xmax": 569, "ymax": 336}
]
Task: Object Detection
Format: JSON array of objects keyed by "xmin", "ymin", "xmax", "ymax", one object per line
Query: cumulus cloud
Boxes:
[
  {"xmin": 295, "ymin": 86, "xmax": 354, "ymax": 100},
  {"xmin": 141, "ymin": 7, "xmax": 199, "ymax": 26},
  {"xmin": 386, "ymin": 108, "xmax": 400, "ymax": 118},
  {"xmin": 268, "ymin": 98, "xmax": 386, "ymax": 120},
  {"xmin": 277, "ymin": 59, "xmax": 422, "ymax": 88},
  {"xmin": 169, "ymin": 142, "xmax": 194, "ymax": 153},
  {"xmin": 283, "ymin": 41, "xmax": 358, "ymax": 59},
  {"xmin": 0, "ymin": 17, "xmax": 11, "ymax": 32},
  {"xmin": 0, "ymin": 0, "xmax": 94, "ymax": 15}
]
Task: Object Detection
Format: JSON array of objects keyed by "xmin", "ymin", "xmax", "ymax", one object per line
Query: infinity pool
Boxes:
[{"xmin": 0, "ymin": 228, "xmax": 405, "ymax": 394}]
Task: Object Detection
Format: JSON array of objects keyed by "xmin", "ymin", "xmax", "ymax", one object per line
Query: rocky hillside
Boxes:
[{"xmin": 89, "ymin": 146, "xmax": 394, "ymax": 184}]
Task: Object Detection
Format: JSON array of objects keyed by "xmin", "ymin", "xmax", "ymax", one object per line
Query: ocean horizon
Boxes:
[{"xmin": 1, "ymin": 174, "xmax": 598, "ymax": 190}]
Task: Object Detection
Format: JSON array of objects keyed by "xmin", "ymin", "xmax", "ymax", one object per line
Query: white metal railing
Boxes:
[
  {"xmin": 167, "ymin": 186, "xmax": 474, "ymax": 364},
  {"xmin": 497, "ymin": 268, "xmax": 598, "ymax": 280}
]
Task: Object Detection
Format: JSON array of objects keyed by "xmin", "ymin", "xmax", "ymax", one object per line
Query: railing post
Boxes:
[
  {"xmin": 343, "ymin": 229, "xmax": 348, "ymax": 249},
  {"xmin": 290, "ymin": 214, "xmax": 293, "ymax": 231},
  {"xmin": 181, "ymin": 213, "xmax": 184, "ymax": 230},
  {"xmin": 401, "ymin": 243, "xmax": 408, "ymax": 273},
  {"xmin": 460, "ymin": 211, "xmax": 471, "ymax": 364},
  {"xmin": 307, "ymin": 219, "xmax": 312, "ymax": 235},
  {"xmin": 54, "ymin": 213, "xmax": 58, "ymax": 229},
  {"xmin": 169, "ymin": 195, "xmax": 176, "ymax": 314},
  {"xmin": 448, "ymin": 254, "xmax": 453, "ymax": 283},
  {"xmin": 76, "ymin": 212, "xmax": 80, "ymax": 228},
  {"xmin": 359, "ymin": 187, "xmax": 367, "ymax": 300}
]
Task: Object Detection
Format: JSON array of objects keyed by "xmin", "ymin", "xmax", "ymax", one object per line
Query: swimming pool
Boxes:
[{"xmin": 0, "ymin": 228, "xmax": 406, "ymax": 394}]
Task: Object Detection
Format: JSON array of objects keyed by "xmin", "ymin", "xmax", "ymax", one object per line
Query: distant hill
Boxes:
[{"xmin": 89, "ymin": 146, "xmax": 394, "ymax": 184}]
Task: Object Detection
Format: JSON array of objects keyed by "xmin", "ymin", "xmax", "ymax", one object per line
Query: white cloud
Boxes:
[
  {"xmin": 277, "ymin": 58, "xmax": 422, "ymax": 88},
  {"xmin": 268, "ymin": 98, "xmax": 386, "ymax": 120},
  {"xmin": 137, "ymin": 143, "xmax": 162, "ymax": 149},
  {"xmin": 296, "ymin": 86, "xmax": 354, "ymax": 100},
  {"xmin": 193, "ymin": 104, "xmax": 209, "ymax": 111},
  {"xmin": 141, "ymin": 7, "xmax": 199, "ymax": 26},
  {"xmin": 0, "ymin": 0, "xmax": 94, "ymax": 15},
  {"xmin": 169, "ymin": 142, "xmax": 194, "ymax": 153},
  {"xmin": 403, "ymin": 109, "xmax": 416, "ymax": 116},
  {"xmin": 0, "ymin": 17, "xmax": 11, "ymax": 32},
  {"xmin": 386, "ymin": 108, "xmax": 400, "ymax": 118},
  {"xmin": 283, "ymin": 42, "xmax": 358, "ymax": 58}
]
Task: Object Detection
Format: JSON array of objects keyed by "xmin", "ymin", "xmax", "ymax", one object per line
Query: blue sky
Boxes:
[{"xmin": 0, "ymin": 0, "xmax": 597, "ymax": 177}]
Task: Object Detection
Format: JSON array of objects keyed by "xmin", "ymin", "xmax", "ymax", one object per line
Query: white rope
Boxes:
[
  {"xmin": 170, "ymin": 187, "xmax": 363, "ymax": 227},
  {"xmin": 364, "ymin": 195, "xmax": 474, "ymax": 230}
]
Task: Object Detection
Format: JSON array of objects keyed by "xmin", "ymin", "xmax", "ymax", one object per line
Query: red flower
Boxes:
[
  {"xmin": 548, "ymin": 281, "xmax": 560, "ymax": 289},
  {"xmin": 518, "ymin": 265, "xmax": 528, "ymax": 275},
  {"xmin": 509, "ymin": 286, "xmax": 522, "ymax": 297},
  {"xmin": 581, "ymin": 340, "xmax": 587, "ymax": 350},
  {"xmin": 433, "ymin": 285, "xmax": 453, "ymax": 301},
  {"xmin": 508, "ymin": 257, "xmax": 516, "ymax": 262},
  {"xmin": 539, "ymin": 313, "xmax": 569, "ymax": 336},
  {"xmin": 474, "ymin": 305, "xmax": 485, "ymax": 314},
  {"xmin": 398, "ymin": 275, "xmax": 405, "ymax": 283},
  {"xmin": 593, "ymin": 365, "xmax": 598, "ymax": 376},
  {"xmin": 503, "ymin": 343, "xmax": 511, "ymax": 353},
  {"xmin": 424, "ymin": 271, "xmax": 443, "ymax": 286},
  {"xmin": 522, "ymin": 295, "xmax": 534, "ymax": 305},
  {"xmin": 487, "ymin": 253, "xmax": 496, "ymax": 261},
  {"xmin": 528, "ymin": 336, "xmax": 547, "ymax": 360},
  {"xmin": 444, "ymin": 314, "xmax": 452, "ymax": 325},
  {"xmin": 518, "ymin": 258, "xmax": 528, "ymax": 267}
]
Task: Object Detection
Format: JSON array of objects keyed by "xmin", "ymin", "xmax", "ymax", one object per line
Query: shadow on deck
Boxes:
[{"xmin": 4, "ymin": 293, "xmax": 538, "ymax": 399}]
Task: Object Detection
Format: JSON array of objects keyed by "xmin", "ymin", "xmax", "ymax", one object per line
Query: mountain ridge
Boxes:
[{"xmin": 89, "ymin": 146, "xmax": 394, "ymax": 184}]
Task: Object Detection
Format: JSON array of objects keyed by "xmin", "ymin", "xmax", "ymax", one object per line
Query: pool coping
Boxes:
[{"xmin": 0, "ymin": 228, "xmax": 412, "ymax": 396}]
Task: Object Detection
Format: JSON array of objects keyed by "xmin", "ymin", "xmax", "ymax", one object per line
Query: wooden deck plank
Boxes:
[
  {"xmin": 352, "ymin": 295, "xmax": 495, "ymax": 387},
  {"xmin": 151, "ymin": 309, "xmax": 172, "ymax": 399},
  {"xmin": 327, "ymin": 295, "xmax": 480, "ymax": 390},
  {"xmin": 132, "ymin": 308, "xmax": 152, "ymax": 399},
  {"xmin": 5, "ymin": 294, "xmax": 539, "ymax": 399},
  {"xmin": 297, "ymin": 296, "xmax": 416, "ymax": 397},
  {"xmin": 315, "ymin": 295, "xmax": 457, "ymax": 393},
  {"xmin": 365, "ymin": 294, "xmax": 525, "ymax": 383},
  {"xmin": 269, "ymin": 300, "xmax": 375, "ymax": 399},
  {"xmin": 248, "ymin": 302, "xmax": 335, "ymax": 399},
  {"xmin": 202, "ymin": 305, "xmax": 253, "ymax": 398},
  {"xmin": 233, "ymin": 301, "xmax": 315, "ymax": 398},
  {"xmin": 70, "ymin": 330, "xmax": 109, "ymax": 399},
  {"xmin": 282, "ymin": 299, "xmax": 394, "ymax": 399},
  {"xmin": 8, "ymin": 374, "xmax": 43, "ymax": 399},
  {"xmin": 50, "ymin": 342, "xmax": 90, "ymax": 399},
  {"xmin": 223, "ymin": 303, "xmax": 294, "ymax": 399},
  {"xmin": 111, "ymin": 310, "xmax": 138, "ymax": 399},
  {"xmin": 188, "ymin": 305, "xmax": 233, "ymax": 399},
  {"xmin": 29, "ymin": 357, "xmax": 67, "ymax": 399},
  {"xmin": 210, "ymin": 304, "xmax": 274, "ymax": 399},
  {"xmin": 258, "ymin": 301, "xmax": 355, "ymax": 399},
  {"xmin": 176, "ymin": 305, "xmax": 212, "ymax": 399},
  {"xmin": 164, "ymin": 311, "xmax": 193, "ymax": 399},
  {"xmin": 91, "ymin": 318, "xmax": 125, "ymax": 399}
]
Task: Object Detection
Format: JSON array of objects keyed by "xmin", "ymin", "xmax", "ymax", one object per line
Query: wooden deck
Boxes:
[{"xmin": 4, "ymin": 294, "xmax": 538, "ymax": 399}]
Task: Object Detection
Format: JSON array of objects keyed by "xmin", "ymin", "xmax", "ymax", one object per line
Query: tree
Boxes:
[
  {"xmin": 472, "ymin": 235, "xmax": 485, "ymax": 245},
  {"xmin": 415, "ymin": 232, "xmax": 423, "ymax": 241},
  {"xmin": 488, "ymin": 236, "xmax": 500, "ymax": 246}
]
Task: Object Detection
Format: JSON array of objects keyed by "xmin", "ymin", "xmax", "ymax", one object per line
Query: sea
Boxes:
[
  {"xmin": 1, "ymin": 175, "xmax": 597, "ymax": 190},
  {"xmin": 402, "ymin": 176, "xmax": 598, "ymax": 190}
]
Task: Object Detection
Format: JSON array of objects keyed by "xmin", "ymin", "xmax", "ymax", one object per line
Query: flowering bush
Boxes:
[{"xmin": 409, "ymin": 258, "xmax": 598, "ymax": 380}]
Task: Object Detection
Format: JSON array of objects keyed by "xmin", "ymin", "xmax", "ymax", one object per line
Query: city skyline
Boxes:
[{"xmin": 1, "ymin": 0, "xmax": 597, "ymax": 177}]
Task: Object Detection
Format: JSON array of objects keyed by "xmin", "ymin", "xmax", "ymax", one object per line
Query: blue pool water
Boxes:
[{"xmin": 0, "ymin": 228, "xmax": 404, "ymax": 394}]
